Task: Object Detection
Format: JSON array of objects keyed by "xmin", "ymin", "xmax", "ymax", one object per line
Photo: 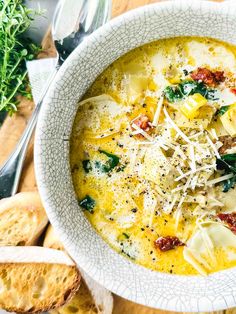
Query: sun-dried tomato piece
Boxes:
[
  {"xmin": 230, "ymin": 88, "xmax": 236, "ymax": 95},
  {"xmin": 218, "ymin": 136, "xmax": 236, "ymax": 154},
  {"xmin": 218, "ymin": 213, "xmax": 236, "ymax": 233},
  {"xmin": 131, "ymin": 114, "xmax": 153, "ymax": 139},
  {"xmin": 191, "ymin": 67, "xmax": 225, "ymax": 86},
  {"xmin": 132, "ymin": 114, "xmax": 152, "ymax": 132},
  {"xmin": 154, "ymin": 236, "xmax": 185, "ymax": 252},
  {"xmin": 214, "ymin": 71, "xmax": 225, "ymax": 83}
]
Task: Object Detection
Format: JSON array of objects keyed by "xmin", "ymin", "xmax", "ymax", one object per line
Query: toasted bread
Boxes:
[
  {"xmin": 44, "ymin": 225, "xmax": 113, "ymax": 314},
  {"xmin": 43, "ymin": 224, "xmax": 64, "ymax": 251},
  {"xmin": 0, "ymin": 192, "xmax": 48, "ymax": 246},
  {"xmin": 0, "ymin": 246, "xmax": 81, "ymax": 313},
  {"xmin": 50, "ymin": 279, "xmax": 99, "ymax": 314}
]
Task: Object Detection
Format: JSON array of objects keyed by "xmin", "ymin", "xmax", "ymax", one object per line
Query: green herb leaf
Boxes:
[
  {"xmin": 0, "ymin": 1, "xmax": 41, "ymax": 113},
  {"xmin": 223, "ymin": 175, "xmax": 236, "ymax": 192},
  {"xmin": 163, "ymin": 80, "xmax": 218, "ymax": 103},
  {"xmin": 179, "ymin": 81, "xmax": 200, "ymax": 96},
  {"xmin": 216, "ymin": 105, "xmax": 230, "ymax": 116},
  {"xmin": 79, "ymin": 195, "xmax": 95, "ymax": 213},
  {"xmin": 163, "ymin": 86, "xmax": 183, "ymax": 102},
  {"xmin": 98, "ymin": 150, "xmax": 120, "ymax": 172},
  {"xmin": 221, "ymin": 154, "xmax": 236, "ymax": 163},
  {"xmin": 216, "ymin": 153, "xmax": 236, "ymax": 192},
  {"xmin": 82, "ymin": 160, "xmax": 92, "ymax": 173}
]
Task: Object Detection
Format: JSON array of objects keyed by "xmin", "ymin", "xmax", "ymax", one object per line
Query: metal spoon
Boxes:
[{"xmin": 0, "ymin": 0, "xmax": 111, "ymax": 199}]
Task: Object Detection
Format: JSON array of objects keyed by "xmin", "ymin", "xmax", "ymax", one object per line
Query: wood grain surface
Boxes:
[{"xmin": 0, "ymin": 0, "xmax": 232, "ymax": 313}]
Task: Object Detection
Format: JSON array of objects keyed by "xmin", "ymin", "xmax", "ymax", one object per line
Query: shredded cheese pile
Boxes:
[{"xmin": 127, "ymin": 102, "xmax": 228, "ymax": 229}]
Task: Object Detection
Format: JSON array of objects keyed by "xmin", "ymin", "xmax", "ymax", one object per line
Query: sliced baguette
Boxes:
[
  {"xmin": 44, "ymin": 225, "xmax": 113, "ymax": 314},
  {"xmin": 0, "ymin": 246, "xmax": 81, "ymax": 313},
  {"xmin": 0, "ymin": 192, "xmax": 48, "ymax": 246},
  {"xmin": 43, "ymin": 224, "xmax": 64, "ymax": 251}
]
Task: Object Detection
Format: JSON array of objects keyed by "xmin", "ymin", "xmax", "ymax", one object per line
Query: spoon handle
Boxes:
[{"xmin": 0, "ymin": 67, "xmax": 58, "ymax": 199}]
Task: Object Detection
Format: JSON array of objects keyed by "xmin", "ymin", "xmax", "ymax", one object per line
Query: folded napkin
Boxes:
[{"xmin": 27, "ymin": 58, "xmax": 57, "ymax": 104}]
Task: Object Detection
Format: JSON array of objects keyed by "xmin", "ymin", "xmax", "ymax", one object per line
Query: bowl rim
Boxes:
[{"xmin": 35, "ymin": 0, "xmax": 236, "ymax": 312}]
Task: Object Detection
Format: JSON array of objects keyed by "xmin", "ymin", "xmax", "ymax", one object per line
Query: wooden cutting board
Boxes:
[{"xmin": 0, "ymin": 0, "xmax": 230, "ymax": 313}]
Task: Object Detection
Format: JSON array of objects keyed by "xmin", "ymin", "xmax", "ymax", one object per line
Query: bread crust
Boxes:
[
  {"xmin": 0, "ymin": 192, "xmax": 48, "ymax": 246},
  {"xmin": 0, "ymin": 247, "xmax": 81, "ymax": 314}
]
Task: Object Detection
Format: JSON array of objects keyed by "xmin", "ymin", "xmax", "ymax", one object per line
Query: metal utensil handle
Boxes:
[{"xmin": 0, "ymin": 67, "xmax": 58, "ymax": 197}]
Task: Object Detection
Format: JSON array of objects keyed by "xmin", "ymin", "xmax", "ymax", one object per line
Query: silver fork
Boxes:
[{"xmin": 0, "ymin": 0, "xmax": 111, "ymax": 199}]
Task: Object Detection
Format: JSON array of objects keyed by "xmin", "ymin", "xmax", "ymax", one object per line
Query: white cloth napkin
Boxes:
[{"xmin": 27, "ymin": 58, "xmax": 58, "ymax": 104}]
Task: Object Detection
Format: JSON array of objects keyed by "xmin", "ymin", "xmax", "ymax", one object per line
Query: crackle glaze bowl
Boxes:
[{"xmin": 35, "ymin": 0, "xmax": 236, "ymax": 311}]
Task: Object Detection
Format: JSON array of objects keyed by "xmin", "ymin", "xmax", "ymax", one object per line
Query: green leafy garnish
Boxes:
[
  {"xmin": 79, "ymin": 195, "xmax": 95, "ymax": 213},
  {"xmin": 222, "ymin": 176, "xmax": 236, "ymax": 193},
  {"xmin": 0, "ymin": 0, "xmax": 41, "ymax": 114},
  {"xmin": 163, "ymin": 85, "xmax": 182, "ymax": 103},
  {"xmin": 221, "ymin": 154, "xmax": 236, "ymax": 163},
  {"xmin": 97, "ymin": 150, "xmax": 120, "ymax": 173},
  {"xmin": 82, "ymin": 151, "xmax": 119, "ymax": 174},
  {"xmin": 82, "ymin": 160, "xmax": 92, "ymax": 173},
  {"xmin": 216, "ymin": 153, "xmax": 236, "ymax": 192},
  {"xmin": 163, "ymin": 80, "xmax": 218, "ymax": 103},
  {"xmin": 216, "ymin": 105, "xmax": 230, "ymax": 116}
]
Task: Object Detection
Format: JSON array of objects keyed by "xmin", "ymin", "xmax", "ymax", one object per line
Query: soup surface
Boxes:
[{"xmin": 70, "ymin": 37, "xmax": 236, "ymax": 275}]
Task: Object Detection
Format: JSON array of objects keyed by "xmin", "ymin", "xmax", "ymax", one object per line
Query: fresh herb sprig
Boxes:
[{"xmin": 0, "ymin": 0, "xmax": 41, "ymax": 114}]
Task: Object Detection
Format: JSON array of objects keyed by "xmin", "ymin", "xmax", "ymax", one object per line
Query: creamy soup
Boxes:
[{"xmin": 70, "ymin": 37, "xmax": 236, "ymax": 275}]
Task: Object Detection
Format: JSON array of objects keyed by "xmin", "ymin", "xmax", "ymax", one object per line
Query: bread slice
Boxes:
[
  {"xmin": 0, "ymin": 246, "xmax": 81, "ymax": 313},
  {"xmin": 44, "ymin": 225, "xmax": 113, "ymax": 314},
  {"xmin": 0, "ymin": 192, "xmax": 48, "ymax": 246},
  {"xmin": 50, "ymin": 279, "xmax": 100, "ymax": 314},
  {"xmin": 43, "ymin": 224, "xmax": 64, "ymax": 251}
]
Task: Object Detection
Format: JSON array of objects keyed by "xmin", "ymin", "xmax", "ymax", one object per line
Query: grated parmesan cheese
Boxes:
[
  {"xmin": 175, "ymin": 164, "xmax": 216, "ymax": 182},
  {"xmin": 131, "ymin": 123, "xmax": 154, "ymax": 141},
  {"xmin": 206, "ymin": 173, "xmax": 235, "ymax": 186},
  {"xmin": 152, "ymin": 96, "xmax": 164, "ymax": 126},
  {"xmin": 206, "ymin": 134, "xmax": 220, "ymax": 159}
]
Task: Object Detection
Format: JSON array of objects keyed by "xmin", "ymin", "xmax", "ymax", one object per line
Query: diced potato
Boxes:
[
  {"xmin": 148, "ymin": 79, "xmax": 157, "ymax": 91},
  {"xmin": 220, "ymin": 103, "xmax": 236, "ymax": 136},
  {"xmin": 180, "ymin": 93, "xmax": 207, "ymax": 119}
]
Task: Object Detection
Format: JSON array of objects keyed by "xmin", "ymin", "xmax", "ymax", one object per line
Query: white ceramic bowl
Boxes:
[{"xmin": 35, "ymin": 1, "xmax": 236, "ymax": 311}]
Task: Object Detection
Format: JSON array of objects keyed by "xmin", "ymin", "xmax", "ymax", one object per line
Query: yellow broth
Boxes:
[{"xmin": 70, "ymin": 37, "xmax": 236, "ymax": 275}]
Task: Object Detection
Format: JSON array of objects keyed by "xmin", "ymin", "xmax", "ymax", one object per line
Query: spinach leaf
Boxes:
[
  {"xmin": 221, "ymin": 154, "xmax": 236, "ymax": 163},
  {"xmin": 179, "ymin": 81, "xmax": 201, "ymax": 96},
  {"xmin": 216, "ymin": 105, "xmax": 230, "ymax": 116},
  {"xmin": 98, "ymin": 150, "xmax": 120, "ymax": 173},
  {"xmin": 216, "ymin": 153, "xmax": 236, "ymax": 192},
  {"xmin": 223, "ymin": 175, "xmax": 236, "ymax": 192},
  {"xmin": 216, "ymin": 158, "xmax": 236, "ymax": 173},
  {"xmin": 163, "ymin": 86, "xmax": 183, "ymax": 102},
  {"xmin": 163, "ymin": 80, "xmax": 218, "ymax": 103},
  {"xmin": 79, "ymin": 195, "xmax": 95, "ymax": 213},
  {"xmin": 82, "ymin": 160, "xmax": 92, "ymax": 173},
  {"xmin": 207, "ymin": 89, "xmax": 219, "ymax": 101},
  {"xmin": 82, "ymin": 151, "xmax": 119, "ymax": 174}
]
